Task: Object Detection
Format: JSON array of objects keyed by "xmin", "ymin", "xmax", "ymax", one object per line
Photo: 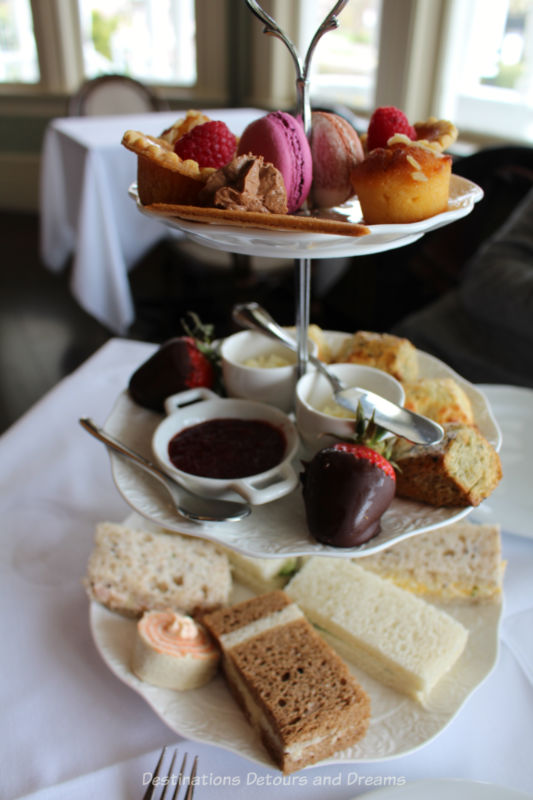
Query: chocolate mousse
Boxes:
[{"xmin": 200, "ymin": 154, "xmax": 288, "ymax": 214}]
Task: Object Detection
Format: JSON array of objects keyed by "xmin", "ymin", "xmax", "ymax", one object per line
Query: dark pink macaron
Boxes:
[{"xmin": 237, "ymin": 111, "xmax": 312, "ymax": 213}]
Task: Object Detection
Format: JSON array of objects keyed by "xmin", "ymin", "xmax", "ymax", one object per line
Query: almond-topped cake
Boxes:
[
  {"xmin": 351, "ymin": 139, "xmax": 452, "ymax": 224},
  {"xmin": 201, "ymin": 591, "xmax": 370, "ymax": 774}
]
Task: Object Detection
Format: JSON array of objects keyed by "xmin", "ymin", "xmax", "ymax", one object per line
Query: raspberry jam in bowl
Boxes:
[{"xmin": 152, "ymin": 388, "xmax": 299, "ymax": 505}]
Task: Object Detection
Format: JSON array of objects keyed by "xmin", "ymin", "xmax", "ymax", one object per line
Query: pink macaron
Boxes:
[
  {"xmin": 310, "ymin": 111, "xmax": 365, "ymax": 208},
  {"xmin": 237, "ymin": 111, "xmax": 312, "ymax": 213}
]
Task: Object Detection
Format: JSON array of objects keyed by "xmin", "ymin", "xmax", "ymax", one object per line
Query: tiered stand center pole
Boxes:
[{"xmin": 244, "ymin": 0, "xmax": 350, "ymax": 375}]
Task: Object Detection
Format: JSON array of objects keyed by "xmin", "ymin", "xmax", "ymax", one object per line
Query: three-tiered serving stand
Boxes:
[{"xmin": 125, "ymin": 0, "xmax": 486, "ymax": 558}]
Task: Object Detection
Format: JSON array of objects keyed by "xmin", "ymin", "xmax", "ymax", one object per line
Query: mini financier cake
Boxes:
[
  {"xmin": 201, "ymin": 591, "xmax": 370, "ymax": 774},
  {"xmin": 351, "ymin": 140, "xmax": 452, "ymax": 224}
]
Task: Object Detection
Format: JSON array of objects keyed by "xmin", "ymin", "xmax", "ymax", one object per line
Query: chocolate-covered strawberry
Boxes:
[
  {"xmin": 302, "ymin": 436, "xmax": 396, "ymax": 548},
  {"xmin": 128, "ymin": 314, "xmax": 220, "ymax": 412}
]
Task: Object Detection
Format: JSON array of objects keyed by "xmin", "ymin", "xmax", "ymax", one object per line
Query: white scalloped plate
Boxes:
[
  {"xmin": 130, "ymin": 175, "xmax": 482, "ymax": 259},
  {"xmin": 90, "ymin": 523, "xmax": 501, "ymax": 768},
  {"xmin": 104, "ymin": 340, "xmax": 501, "ymax": 559},
  {"xmin": 356, "ymin": 779, "xmax": 532, "ymax": 799},
  {"xmin": 469, "ymin": 384, "xmax": 533, "ymax": 539}
]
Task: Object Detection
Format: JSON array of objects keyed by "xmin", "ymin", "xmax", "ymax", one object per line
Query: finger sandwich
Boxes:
[
  {"xmin": 223, "ymin": 548, "xmax": 300, "ymax": 593},
  {"xmin": 286, "ymin": 558, "xmax": 468, "ymax": 705},
  {"xmin": 358, "ymin": 520, "xmax": 504, "ymax": 603},
  {"xmin": 201, "ymin": 591, "xmax": 370, "ymax": 774}
]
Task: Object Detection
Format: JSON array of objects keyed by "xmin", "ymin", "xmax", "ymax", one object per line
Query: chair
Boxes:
[{"xmin": 67, "ymin": 74, "xmax": 169, "ymax": 116}]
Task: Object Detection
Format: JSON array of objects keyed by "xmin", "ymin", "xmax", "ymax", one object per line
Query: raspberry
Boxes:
[
  {"xmin": 174, "ymin": 120, "xmax": 237, "ymax": 168},
  {"xmin": 366, "ymin": 106, "xmax": 416, "ymax": 151}
]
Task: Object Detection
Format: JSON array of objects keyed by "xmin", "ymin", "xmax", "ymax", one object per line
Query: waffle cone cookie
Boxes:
[{"xmin": 122, "ymin": 110, "xmax": 219, "ymax": 205}]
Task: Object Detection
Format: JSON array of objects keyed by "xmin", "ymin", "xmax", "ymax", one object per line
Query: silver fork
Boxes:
[{"xmin": 142, "ymin": 747, "xmax": 198, "ymax": 800}]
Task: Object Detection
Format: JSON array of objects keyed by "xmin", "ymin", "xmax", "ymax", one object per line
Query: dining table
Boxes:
[
  {"xmin": 39, "ymin": 108, "xmax": 264, "ymax": 335},
  {"xmin": 1, "ymin": 335, "xmax": 533, "ymax": 800}
]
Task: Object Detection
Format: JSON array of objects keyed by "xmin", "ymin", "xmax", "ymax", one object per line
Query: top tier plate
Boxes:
[{"xmin": 131, "ymin": 175, "xmax": 483, "ymax": 260}]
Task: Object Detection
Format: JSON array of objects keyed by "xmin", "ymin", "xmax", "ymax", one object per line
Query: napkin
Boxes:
[{"xmin": 502, "ymin": 608, "xmax": 533, "ymax": 687}]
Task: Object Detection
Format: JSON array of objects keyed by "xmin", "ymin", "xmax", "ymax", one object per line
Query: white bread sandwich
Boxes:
[
  {"xmin": 223, "ymin": 548, "xmax": 300, "ymax": 593},
  {"xmin": 286, "ymin": 558, "xmax": 468, "ymax": 704},
  {"xmin": 201, "ymin": 590, "xmax": 370, "ymax": 774},
  {"xmin": 84, "ymin": 521, "xmax": 231, "ymax": 617},
  {"xmin": 359, "ymin": 520, "xmax": 504, "ymax": 603}
]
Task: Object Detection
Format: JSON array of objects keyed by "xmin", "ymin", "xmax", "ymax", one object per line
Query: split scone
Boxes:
[
  {"xmin": 334, "ymin": 330, "xmax": 419, "ymax": 382},
  {"xmin": 359, "ymin": 520, "xmax": 504, "ymax": 603},
  {"xmin": 392, "ymin": 422, "xmax": 502, "ymax": 507},
  {"xmin": 402, "ymin": 377, "xmax": 475, "ymax": 425},
  {"xmin": 84, "ymin": 522, "xmax": 231, "ymax": 617},
  {"xmin": 201, "ymin": 591, "xmax": 370, "ymax": 774},
  {"xmin": 286, "ymin": 558, "xmax": 468, "ymax": 705}
]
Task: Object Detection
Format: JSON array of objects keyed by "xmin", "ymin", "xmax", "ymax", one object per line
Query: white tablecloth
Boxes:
[
  {"xmin": 1, "ymin": 339, "xmax": 533, "ymax": 800},
  {"xmin": 39, "ymin": 109, "xmax": 263, "ymax": 335}
]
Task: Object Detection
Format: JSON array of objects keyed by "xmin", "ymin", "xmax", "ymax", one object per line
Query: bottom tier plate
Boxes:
[{"xmin": 89, "ymin": 514, "xmax": 502, "ymax": 768}]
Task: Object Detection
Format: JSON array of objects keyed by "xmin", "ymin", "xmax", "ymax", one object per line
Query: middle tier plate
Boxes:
[{"xmin": 103, "ymin": 339, "xmax": 501, "ymax": 559}]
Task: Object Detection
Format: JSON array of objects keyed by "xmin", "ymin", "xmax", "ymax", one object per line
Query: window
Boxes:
[
  {"xmin": 77, "ymin": 0, "xmax": 196, "ymax": 86},
  {"xmin": 0, "ymin": 0, "xmax": 227, "ymax": 102},
  {"xmin": 300, "ymin": 0, "xmax": 382, "ymax": 112},
  {"xmin": 437, "ymin": 0, "xmax": 533, "ymax": 141},
  {"xmin": 0, "ymin": 0, "xmax": 39, "ymax": 83}
]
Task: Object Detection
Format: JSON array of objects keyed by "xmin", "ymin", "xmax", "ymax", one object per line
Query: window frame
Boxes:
[{"xmin": 0, "ymin": 0, "xmax": 232, "ymax": 105}]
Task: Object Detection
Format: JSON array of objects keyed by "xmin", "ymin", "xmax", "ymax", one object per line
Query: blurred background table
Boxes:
[{"xmin": 39, "ymin": 109, "xmax": 263, "ymax": 335}]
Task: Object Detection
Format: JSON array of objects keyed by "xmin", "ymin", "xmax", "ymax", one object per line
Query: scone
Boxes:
[
  {"xmin": 334, "ymin": 330, "xmax": 419, "ymax": 382},
  {"xmin": 402, "ymin": 377, "xmax": 474, "ymax": 425},
  {"xmin": 392, "ymin": 423, "xmax": 502, "ymax": 507},
  {"xmin": 351, "ymin": 141, "xmax": 452, "ymax": 224}
]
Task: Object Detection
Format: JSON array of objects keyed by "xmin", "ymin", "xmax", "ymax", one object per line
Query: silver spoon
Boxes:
[
  {"xmin": 232, "ymin": 302, "xmax": 445, "ymax": 445},
  {"xmin": 79, "ymin": 418, "xmax": 251, "ymax": 524}
]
